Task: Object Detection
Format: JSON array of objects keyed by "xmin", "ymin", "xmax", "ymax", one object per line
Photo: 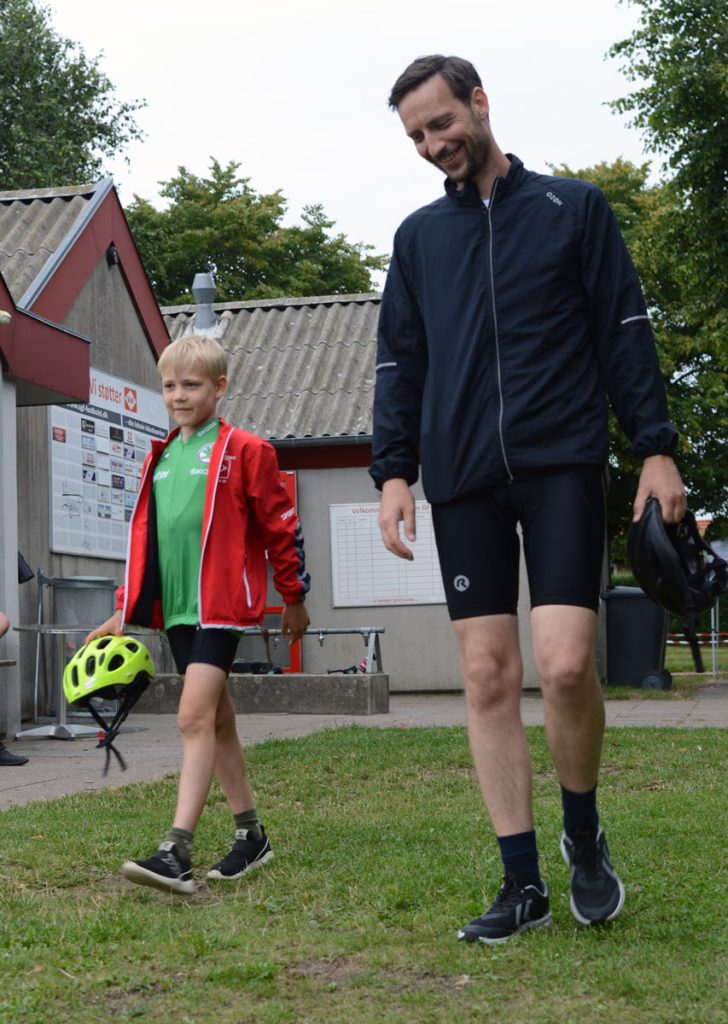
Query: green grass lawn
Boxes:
[
  {"xmin": 665, "ymin": 642, "xmax": 727, "ymax": 675},
  {"xmin": 1, "ymin": 725, "xmax": 727, "ymax": 1024}
]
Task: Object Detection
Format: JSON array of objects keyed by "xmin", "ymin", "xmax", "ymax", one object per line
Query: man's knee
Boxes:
[
  {"xmin": 462, "ymin": 649, "xmax": 523, "ymax": 716},
  {"xmin": 538, "ymin": 651, "xmax": 596, "ymax": 698}
]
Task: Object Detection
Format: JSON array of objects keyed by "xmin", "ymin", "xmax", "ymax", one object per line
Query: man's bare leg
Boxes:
[
  {"xmin": 452, "ymin": 614, "xmax": 532, "ymax": 835},
  {"xmin": 531, "ymin": 604, "xmax": 624, "ymax": 925},
  {"xmin": 454, "ymin": 614, "xmax": 552, "ymax": 943},
  {"xmin": 530, "ymin": 605, "xmax": 603, "ymax": 791}
]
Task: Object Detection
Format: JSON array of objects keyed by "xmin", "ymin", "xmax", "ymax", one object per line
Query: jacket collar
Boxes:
[
  {"xmin": 444, "ymin": 153, "xmax": 524, "ymax": 206},
  {"xmin": 150, "ymin": 416, "xmax": 232, "ymax": 456}
]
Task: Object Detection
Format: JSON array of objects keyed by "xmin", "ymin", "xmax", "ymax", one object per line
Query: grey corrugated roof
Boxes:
[
  {"xmin": 162, "ymin": 294, "xmax": 381, "ymax": 440},
  {"xmin": 0, "ymin": 182, "xmax": 105, "ymax": 305}
]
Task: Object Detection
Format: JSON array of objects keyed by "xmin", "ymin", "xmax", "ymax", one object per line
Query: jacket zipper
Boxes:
[
  {"xmin": 198, "ymin": 428, "xmax": 233, "ymax": 625},
  {"xmin": 485, "ymin": 178, "xmax": 513, "ymax": 482}
]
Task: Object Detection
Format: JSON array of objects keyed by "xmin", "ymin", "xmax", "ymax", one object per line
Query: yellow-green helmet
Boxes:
[{"xmin": 63, "ymin": 635, "xmax": 155, "ymax": 706}]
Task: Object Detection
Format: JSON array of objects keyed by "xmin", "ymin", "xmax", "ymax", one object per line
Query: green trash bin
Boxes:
[{"xmin": 602, "ymin": 586, "xmax": 672, "ymax": 689}]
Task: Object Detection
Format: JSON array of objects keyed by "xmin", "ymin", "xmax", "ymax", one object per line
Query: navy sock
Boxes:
[
  {"xmin": 560, "ymin": 784, "xmax": 599, "ymax": 837},
  {"xmin": 497, "ymin": 830, "xmax": 542, "ymax": 888}
]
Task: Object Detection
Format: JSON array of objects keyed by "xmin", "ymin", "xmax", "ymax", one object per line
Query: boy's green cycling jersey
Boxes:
[{"xmin": 153, "ymin": 419, "xmax": 219, "ymax": 627}]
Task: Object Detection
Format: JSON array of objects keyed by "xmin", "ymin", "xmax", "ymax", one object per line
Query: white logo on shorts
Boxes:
[{"xmin": 454, "ymin": 575, "xmax": 470, "ymax": 592}]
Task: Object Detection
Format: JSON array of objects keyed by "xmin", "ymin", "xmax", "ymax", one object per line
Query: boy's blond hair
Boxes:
[{"xmin": 158, "ymin": 335, "xmax": 228, "ymax": 382}]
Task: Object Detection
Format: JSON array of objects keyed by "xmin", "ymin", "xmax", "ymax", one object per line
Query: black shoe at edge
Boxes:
[{"xmin": 0, "ymin": 742, "xmax": 28, "ymax": 766}]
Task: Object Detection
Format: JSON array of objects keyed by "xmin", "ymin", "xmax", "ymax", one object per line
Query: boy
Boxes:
[{"xmin": 87, "ymin": 335, "xmax": 310, "ymax": 894}]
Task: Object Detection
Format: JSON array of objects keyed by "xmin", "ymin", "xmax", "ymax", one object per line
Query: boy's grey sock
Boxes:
[
  {"xmin": 234, "ymin": 808, "xmax": 263, "ymax": 841},
  {"xmin": 165, "ymin": 827, "xmax": 194, "ymax": 861}
]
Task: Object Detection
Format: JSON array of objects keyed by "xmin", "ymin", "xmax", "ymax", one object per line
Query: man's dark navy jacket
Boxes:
[{"xmin": 370, "ymin": 155, "xmax": 676, "ymax": 504}]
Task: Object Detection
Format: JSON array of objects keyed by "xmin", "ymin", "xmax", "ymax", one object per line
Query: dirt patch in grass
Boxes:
[
  {"xmin": 286, "ymin": 957, "xmax": 475, "ymax": 993},
  {"xmin": 287, "ymin": 956, "xmax": 364, "ymax": 983}
]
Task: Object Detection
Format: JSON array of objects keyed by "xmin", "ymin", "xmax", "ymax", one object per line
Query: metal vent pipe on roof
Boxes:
[{"xmin": 192, "ymin": 272, "xmax": 217, "ymax": 330}]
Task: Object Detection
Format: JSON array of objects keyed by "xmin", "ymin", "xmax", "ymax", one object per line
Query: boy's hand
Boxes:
[
  {"xmin": 85, "ymin": 610, "xmax": 123, "ymax": 645},
  {"xmin": 281, "ymin": 602, "xmax": 309, "ymax": 643}
]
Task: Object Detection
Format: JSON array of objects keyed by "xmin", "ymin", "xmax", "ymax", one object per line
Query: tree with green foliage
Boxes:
[
  {"xmin": 0, "ymin": 0, "xmax": 144, "ymax": 189},
  {"xmin": 125, "ymin": 160, "xmax": 387, "ymax": 304},
  {"xmin": 554, "ymin": 159, "xmax": 727, "ymax": 555},
  {"xmin": 609, "ymin": 0, "xmax": 727, "ymax": 282}
]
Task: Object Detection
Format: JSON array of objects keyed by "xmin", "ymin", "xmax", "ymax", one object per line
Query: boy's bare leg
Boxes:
[
  {"xmin": 213, "ymin": 685, "xmax": 254, "ymax": 813},
  {"xmin": 173, "ymin": 662, "xmax": 229, "ymax": 832}
]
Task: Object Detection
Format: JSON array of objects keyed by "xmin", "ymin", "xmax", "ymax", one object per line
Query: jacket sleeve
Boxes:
[
  {"xmin": 369, "ymin": 235, "xmax": 429, "ymax": 490},
  {"xmin": 244, "ymin": 440, "xmax": 311, "ymax": 605},
  {"xmin": 581, "ymin": 185, "xmax": 677, "ymax": 458}
]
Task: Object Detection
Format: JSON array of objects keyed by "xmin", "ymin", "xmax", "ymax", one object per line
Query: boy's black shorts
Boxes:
[
  {"xmin": 166, "ymin": 626, "xmax": 240, "ymax": 675},
  {"xmin": 431, "ymin": 467, "xmax": 606, "ymax": 620}
]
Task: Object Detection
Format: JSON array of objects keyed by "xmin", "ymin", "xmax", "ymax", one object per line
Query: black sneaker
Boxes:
[
  {"xmin": 560, "ymin": 827, "xmax": 625, "ymax": 925},
  {"xmin": 206, "ymin": 826, "xmax": 274, "ymax": 881},
  {"xmin": 120, "ymin": 841, "xmax": 197, "ymax": 895},
  {"xmin": 0, "ymin": 743, "xmax": 28, "ymax": 766},
  {"xmin": 457, "ymin": 874, "xmax": 552, "ymax": 945}
]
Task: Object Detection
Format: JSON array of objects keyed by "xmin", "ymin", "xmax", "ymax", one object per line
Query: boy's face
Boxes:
[{"xmin": 161, "ymin": 361, "xmax": 227, "ymax": 438}]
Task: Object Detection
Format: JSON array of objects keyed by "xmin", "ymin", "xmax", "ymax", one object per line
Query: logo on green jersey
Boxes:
[{"xmin": 199, "ymin": 443, "xmax": 213, "ymax": 464}]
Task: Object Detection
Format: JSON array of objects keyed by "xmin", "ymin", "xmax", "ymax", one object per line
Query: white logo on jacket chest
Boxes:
[
  {"xmin": 546, "ymin": 191, "xmax": 563, "ymax": 207},
  {"xmin": 218, "ymin": 454, "xmax": 236, "ymax": 484}
]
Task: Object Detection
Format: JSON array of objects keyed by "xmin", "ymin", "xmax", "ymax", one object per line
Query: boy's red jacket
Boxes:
[{"xmin": 116, "ymin": 418, "xmax": 309, "ymax": 630}]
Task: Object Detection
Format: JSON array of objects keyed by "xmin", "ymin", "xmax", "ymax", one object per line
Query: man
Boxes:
[{"xmin": 370, "ymin": 55, "xmax": 685, "ymax": 945}]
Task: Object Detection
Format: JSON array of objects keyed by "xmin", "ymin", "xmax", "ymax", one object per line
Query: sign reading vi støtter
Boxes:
[{"xmin": 48, "ymin": 369, "xmax": 168, "ymax": 559}]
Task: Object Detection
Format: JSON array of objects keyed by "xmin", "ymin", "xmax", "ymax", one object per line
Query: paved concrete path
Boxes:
[{"xmin": 1, "ymin": 682, "xmax": 726, "ymax": 810}]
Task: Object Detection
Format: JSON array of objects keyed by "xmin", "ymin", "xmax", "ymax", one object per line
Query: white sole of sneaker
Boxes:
[
  {"xmin": 457, "ymin": 912, "xmax": 553, "ymax": 945},
  {"xmin": 206, "ymin": 849, "xmax": 274, "ymax": 881},
  {"xmin": 120, "ymin": 860, "xmax": 197, "ymax": 895}
]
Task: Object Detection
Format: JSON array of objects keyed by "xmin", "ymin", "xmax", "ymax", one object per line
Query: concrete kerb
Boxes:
[{"xmin": 0, "ymin": 684, "xmax": 726, "ymax": 811}]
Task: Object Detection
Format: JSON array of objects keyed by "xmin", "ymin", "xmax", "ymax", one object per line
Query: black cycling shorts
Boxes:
[
  {"xmin": 166, "ymin": 626, "xmax": 240, "ymax": 675},
  {"xmin": 431, "ymin": 467, "xmax": 605, "ymax": 620}
]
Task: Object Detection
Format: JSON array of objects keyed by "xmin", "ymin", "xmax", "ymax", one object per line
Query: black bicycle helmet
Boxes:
[{"xmin": 627, "ymin": 498, "xmax": 728, "ymax": 616}]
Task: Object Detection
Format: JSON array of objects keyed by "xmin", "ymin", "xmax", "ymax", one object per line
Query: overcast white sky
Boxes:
[{"xmin": 50, "ymin": 0, "xmax": 650, "ymax": 288}]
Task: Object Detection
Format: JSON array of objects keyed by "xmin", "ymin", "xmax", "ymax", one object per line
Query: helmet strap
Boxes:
[{"xmin": 85, "ymin": 678, "xmax": 149, "ymax": 776}]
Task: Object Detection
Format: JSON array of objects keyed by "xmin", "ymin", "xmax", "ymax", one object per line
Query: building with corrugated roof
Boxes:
[{"xmin": 0, "ymin": 180, "xmax": 169, "ymax": 733}]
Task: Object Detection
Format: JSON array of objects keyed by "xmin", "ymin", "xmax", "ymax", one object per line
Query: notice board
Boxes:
[
  {"xmin": 48, "ymin": 368, "xmax": 168, "ymax": 559},
  {"xmin": 329, "ymin": 501, "xmax": 445, "ymax": 607}
]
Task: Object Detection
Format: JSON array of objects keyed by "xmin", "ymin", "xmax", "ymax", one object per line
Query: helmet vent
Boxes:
[{"xmin": 107, "ymin": 653, "xmax": 125, "ymax": 672}]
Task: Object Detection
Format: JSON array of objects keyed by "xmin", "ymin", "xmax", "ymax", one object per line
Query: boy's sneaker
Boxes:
[
  {"xmin": 457, "ymin": 874, "xmax": 552, "ymax": 945},
  {"xmin": 120, "ymin": 841, "xmax": 197, "ymax": 895},
  {"xmin": 207, "ymin": 826, "xmax": 274, "ymax": 881},
  {"xmin": 560, "ymin": 826, "xmax": 625, "ymax": 925}
]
